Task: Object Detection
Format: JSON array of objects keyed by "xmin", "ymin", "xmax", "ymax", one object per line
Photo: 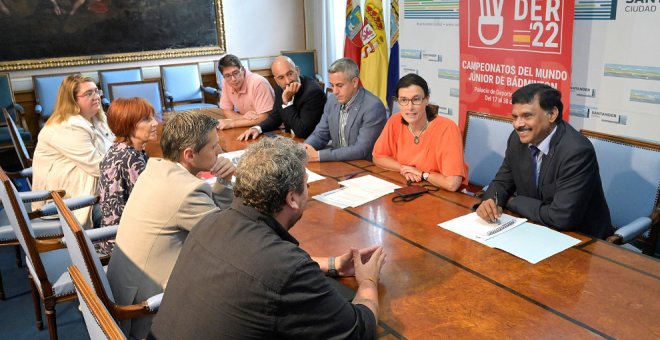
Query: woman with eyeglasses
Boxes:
[
  {"xmin": 372, "ymin": 73, "xmax": 468, "ymax": 191},
  {"xmin": 32, "ymin": 74, "xmax": 114, "ymax": 228},
  {"xmin": 98, "ymin": 97, "xmax": 158, "ymax": 227}
]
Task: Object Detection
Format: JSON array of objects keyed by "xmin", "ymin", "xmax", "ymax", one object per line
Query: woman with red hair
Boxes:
[{"xmin": 99, "ymin": 97, "xmax": 158, "ymax": 227}]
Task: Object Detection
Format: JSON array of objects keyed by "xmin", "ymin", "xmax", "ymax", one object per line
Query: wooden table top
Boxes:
[{"xmin": 146, "ymin": 120, "xmax": 660, "ymax": 339}]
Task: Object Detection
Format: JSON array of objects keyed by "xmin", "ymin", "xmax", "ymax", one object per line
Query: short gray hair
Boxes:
[
  {"xmin": 160, "ymin": 110, "xmax": 218, "ymax": 162},
  {"xmin": 328, "ymin": 58, "xmax": 359, "ymax": 80},
  {"xmin": 234, "ymin": 137, "xmax": 307, "ymax": 215}
]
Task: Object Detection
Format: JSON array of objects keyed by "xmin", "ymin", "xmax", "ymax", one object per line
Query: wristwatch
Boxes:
[
  {"xmin": 422, "ymin": 172, "xmax": 430, "ymax": 181},
  {"xmin": 328, "ymin": 257, "xmax": 339, "ymax": 277}
]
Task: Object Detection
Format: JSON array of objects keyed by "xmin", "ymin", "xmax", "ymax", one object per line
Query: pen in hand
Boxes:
[{"xmin": 493, "ymin": 191, "xmax": 501, "ymax": 224}]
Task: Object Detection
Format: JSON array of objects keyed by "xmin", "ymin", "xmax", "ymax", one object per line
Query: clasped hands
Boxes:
[
  {"xmin": 400, "ymin": 165, "xmax": 423, "ymax": 183},
  {"xmin": 331, "ymin": 245, "xmax": 386, "ymax": 285}
]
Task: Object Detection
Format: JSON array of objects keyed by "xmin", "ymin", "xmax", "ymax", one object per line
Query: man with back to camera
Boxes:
[
  {"xmin": 107, "ymin": 110, "xmax": 235, "ymax": 339},
  {"xmin": 475, "ymin": 83, "xmax": 612, "ymax": 239},
  {"xmin": 216, "ymin": 54, "xmax": 275, "ymax": 130},
  {"xmin": 237, "ymin": 55, "xmax": 326, "ymax": 140},
  {"xmin": 149, "ymin": 137, "xmax": 386, "ymax": 339},
  {"xmin": 304, "ymin": 57, "xmax": 387, "ymax": 162}
]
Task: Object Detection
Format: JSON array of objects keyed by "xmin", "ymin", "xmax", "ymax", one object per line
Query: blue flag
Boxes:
[{"xmin": 386, "ymin": 0, "xmax": 400, "ymax": 114}]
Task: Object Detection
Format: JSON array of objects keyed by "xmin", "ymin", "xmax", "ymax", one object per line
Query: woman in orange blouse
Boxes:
[{"xmin": 372, "ymin": 74, "xmax": 468, "ymax": 191}]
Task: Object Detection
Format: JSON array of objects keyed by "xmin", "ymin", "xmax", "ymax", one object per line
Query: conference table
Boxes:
[{"xmin": 146, "ymin": 113, "xmax": 659, "ymax": 339}]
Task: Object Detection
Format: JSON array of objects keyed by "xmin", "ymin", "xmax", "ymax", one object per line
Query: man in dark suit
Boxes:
[
  {"xmin": 304, "ymin": 58, "xmax": 387, "ymax": 162},
  {"xmin": 476, "ymin": 83, "xmax": 612, "ymax": 239},
  {"xmin": 149, "ymin": 137, "xmax": 385, "ymax": 339},
  {"xmin": 237, "ymin": 55, "xmax": 327, "ymax": 140}
]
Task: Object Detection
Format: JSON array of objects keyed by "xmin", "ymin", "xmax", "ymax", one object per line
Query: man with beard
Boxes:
[
  {"xmin": 237, "ymin": 55, "xmax": 326, "ymax": 140},
  {"xmin": 150, "ymin": 137, "xmax": 386, "ymax": 339},
  {"xmin": 475, "ymin": 83, "xmax": 612, "ymax": 239}
]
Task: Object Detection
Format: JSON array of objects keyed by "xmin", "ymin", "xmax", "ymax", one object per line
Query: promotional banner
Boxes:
[
  {"xmin": 360, "ymin": 0, "xmax": 389, "ymax": 106},
  {"xmin": 459, "ymin": 0, "xmax": 575, "ymax": 130},
  {"xmin": 344, "ymin": 0, "xmax": 363, "ymax": 68},
  {"xmin": 569, "ymin": 1, "xmax": 660, "ymax": 143},
  {"xmin": 398, "ymin": 1, "xmax": 460, "ymax": 122}
]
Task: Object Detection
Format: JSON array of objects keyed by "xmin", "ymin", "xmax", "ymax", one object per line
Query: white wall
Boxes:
[{"xmin": 9, "ymin": 0, "xmax": 306, "ymax": 92}]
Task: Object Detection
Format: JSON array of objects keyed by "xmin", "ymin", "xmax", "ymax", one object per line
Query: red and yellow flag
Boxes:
[
  {"xmin": 344, "ymin": 0, "xmax": 363, "ymax": 68},
  {"xmin": 360, "ymin": 0, "xmax": 388, "ymax": 106}
]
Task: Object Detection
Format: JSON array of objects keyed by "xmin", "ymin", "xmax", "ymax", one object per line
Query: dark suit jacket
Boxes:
[
  {"xmin": 150, "ymin": 199, "xmax": 376, "ymax": 339},
  {"xmin": 258, "ymin": 75, "xmax": 326, "ymax": 138},
  {"xmin": 483, "ymin": 120, "xmax": 612, "ymax": 239},
  {"xmin": 304, "ymin": 87, "xmax": 387, "ymax": 162}
]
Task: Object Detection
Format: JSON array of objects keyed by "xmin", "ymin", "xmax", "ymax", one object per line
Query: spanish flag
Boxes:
[
  {"xmin": 344, "ymin": 0, "xmax": 363, "ymax": 68},
  {"xmin": 360, "ymin": 0, "xmax": 388, "ymax": 107}
]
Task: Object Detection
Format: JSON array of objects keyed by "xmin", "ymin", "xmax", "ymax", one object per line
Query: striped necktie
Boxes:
[{"xmin": 338, "ymin": 104, "xmax": 349, "ymax": 147}]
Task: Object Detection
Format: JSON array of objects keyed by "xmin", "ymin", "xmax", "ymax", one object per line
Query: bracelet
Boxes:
[{"xmin": 327, "ymin": 257, "xmax": 339, "ymax": 278}]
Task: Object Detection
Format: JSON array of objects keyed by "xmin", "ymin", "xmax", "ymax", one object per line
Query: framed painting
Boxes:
[{"xmin": 0, "ymin": 0, "xmax": 226, "ymax": 71}]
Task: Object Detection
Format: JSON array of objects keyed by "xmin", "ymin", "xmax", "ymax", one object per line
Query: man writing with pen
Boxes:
[{"xmin": 475, "ymin": 83, "xmax": 612, "ymax": 239}]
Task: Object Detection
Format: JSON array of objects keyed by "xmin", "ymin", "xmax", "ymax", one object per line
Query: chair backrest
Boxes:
[
  {"xmin": 0, "ymin": 167, "xmax": 52, "ymax": 292},
  {"xmin": 160, "ymin": 63, "xmax": 204, "ymax": 104},
  {"xmin": 0, "ymin": 72, "xmax": 18, "ymax": 125},
  {"xmin": 68, "ymin": 265, "xmax": 125, "ymax": 340},
  {"xmin": 581, "ymin": 130, "xmax": 660, "ymax": 229},
  {"xmin": 98, "ymin": 68, "xmax": 143, "ymax": 99},
  {"xmin": 2, "ymin": 108, "xmax": 32, "ymax": 169},
  {"xmin": 109, "ymin": 80, "xmax": 165, "ymax": 122},
  {"xmin": 54, "ymin": 192, "xmax": 115, "ymax": 305},
  {"xmin": 281, "ymin": 50, "xmax": 318, "ymax": 79},
  {"xmin": 32, "ymin": 73, "xmax": 70, "ymax": 123},
  {"xmin": 463, "ymin": 112, "xmax": 513, "ymax": 187}
]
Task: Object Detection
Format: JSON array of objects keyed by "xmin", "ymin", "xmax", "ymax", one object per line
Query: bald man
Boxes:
[{"xmin": 237, "ymin": 56, "xmax": 326, "ymax": 140}]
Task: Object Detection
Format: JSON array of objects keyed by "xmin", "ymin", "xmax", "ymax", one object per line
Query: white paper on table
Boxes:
[
  {"xmin": 438, "ymin": 212, "xmax": 527, "ymax": 243},
  {"xmin": 323, "ymin": 186, "xmax": 383, "ymax": 207},
  {"xmin": 220, "ymin": 150, "xmax": 324, "ymax": 183},
  {"xmin": 306, "ymin": 169, "xmax": 325, "ymax": 183},
  {"xmin": 312, "ymin": 188, "xmax": 351, "ymax": 209},
  {"xmin": 483, "ymin": 222, "xmax": 581, "ymax": 264},
  {"xmin": 438, "ymin": 212, "xmax": 581, "ymax": 264},
  {"xmin": 219, "ymin": 150, "xmax": 245, "ymax": 166},
  {"xmin": 338, "ymin": 175, "xmax": 401, "ymax": 197}
]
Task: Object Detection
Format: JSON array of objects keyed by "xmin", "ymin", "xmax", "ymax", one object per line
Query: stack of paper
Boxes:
[
  {"xmin": 313, "ymin": 175, "xmax": 401, "ymax": 208},
  {"xmin": 438, "ymin": 212, "xmax": 581, "ymax": 264},
  {"xmin": 214, "ymin": 150, "xmax": 325, "ymax": 185}
]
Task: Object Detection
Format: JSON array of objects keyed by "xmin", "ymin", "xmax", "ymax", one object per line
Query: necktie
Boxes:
[
  {"xmin": 338, "ymin": 105, "xmax": 349, "ymax": 147},
  {"xmin": 530, "ymin": 145, "xmax": 541, "ymax": 190}
]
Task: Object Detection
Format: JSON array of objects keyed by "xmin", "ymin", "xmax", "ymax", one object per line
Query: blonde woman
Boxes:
[{"xmin": 32, "ymin": 74, "xmax": 114, "ymax": 228}]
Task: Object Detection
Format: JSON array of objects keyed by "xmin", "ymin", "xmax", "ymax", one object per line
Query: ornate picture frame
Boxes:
[{"xmin": 0, "ymin": 0, "xmax": 226, "ymax": 71}]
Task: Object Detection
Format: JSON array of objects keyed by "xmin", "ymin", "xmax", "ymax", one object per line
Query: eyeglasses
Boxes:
[
  {"xmin": 77, "ymin": 89, "xmax": 102, "ymax": 99},
  {"xmin": 223, "ymin": 69, "xmax": 243, "ymax": 80},
  {"xmin": 394, "ymin": 96, "xmax": 424, "ymax": 106}
]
